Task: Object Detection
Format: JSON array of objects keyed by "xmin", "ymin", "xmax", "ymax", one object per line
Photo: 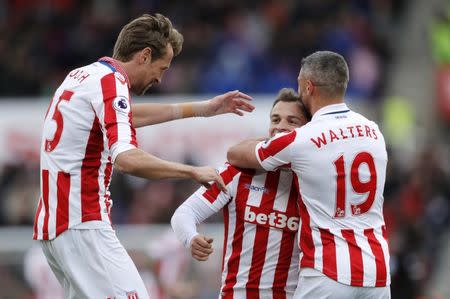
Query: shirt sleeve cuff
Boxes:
[
  {"xmin": 110, "ymin": 142, "xmax": 137, "ymax": 163},
  {"xmin": 255, "ymin": 140, "xmax": 271, "ymax": 171}
]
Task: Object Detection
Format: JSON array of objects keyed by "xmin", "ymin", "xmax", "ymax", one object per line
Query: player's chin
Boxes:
[{"xmin": 140, "ymin": 84, "xmax": 152, "ymax": 96}]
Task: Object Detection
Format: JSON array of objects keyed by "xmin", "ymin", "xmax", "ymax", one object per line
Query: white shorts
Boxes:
[
  {"xmin": 293, "ymin": 268, "xmax": 390, "ymax": 299},
  {"xmin": 219, "ymin": 288, "xmax": 294, "ymax": 299},
  {"xmin": 40, "ymin": 226, "xmax": 149, "ymax": 299}
]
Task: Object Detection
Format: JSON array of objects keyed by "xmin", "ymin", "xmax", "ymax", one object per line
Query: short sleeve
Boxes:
[
  {"xmin": 93, "ymin": 72, "xmax": 137, "ymax": 162},
  {"xmin": 255, "ymin": 130, "xmax": 297, "ymax": 171}
]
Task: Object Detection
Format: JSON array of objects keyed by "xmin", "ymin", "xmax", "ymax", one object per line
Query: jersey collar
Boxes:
[
  {"xmin": 98, "ymin": 56, "xmax": 130, "ymax": 88},
  {"xmin": 312, "ymin": 103, "xmax": 350, "ymax": 121}
]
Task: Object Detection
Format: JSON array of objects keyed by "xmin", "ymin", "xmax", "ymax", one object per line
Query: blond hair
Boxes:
[{"xmin": 113, "ymin": 13, "xmax": 183, "ymax": 62}]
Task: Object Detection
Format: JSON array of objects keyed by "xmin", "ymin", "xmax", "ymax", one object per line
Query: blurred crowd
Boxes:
[
  {"xmin": 1, "ymin": 0, "xmax": 405, "ymax": 98},
  {"xmin": 1, "ymin": 142, "xmax": 449, "ymax": 299},
  {"xmin": 1, "ymin": 1, "xmax": 450, "ymax": 299}
]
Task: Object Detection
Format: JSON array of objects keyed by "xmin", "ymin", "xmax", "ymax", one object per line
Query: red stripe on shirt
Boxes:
[
  {"xmin": 364, "ymin": 228, "xmax": 387, "ymax": 286},
  {"xmin": 319, "ymin": 228, "xmax": 337, "ymax": 280},
  {"xmin": 55, "ymin": 172, "xmax": 70, "ymax": 237},
  {"xmin": 101, "ymin": 73, "xmax": 119, "ymax": 148},
  {"xmin": 273, "ymin": 179, "xmax": 298, "ymax": 295},
  {"xmin": 295, "ymin": 173, "xmax": 315, "ymax": 269},
  {"xmin": 203, "ymin": 165, "xmax": 240, "ymax": 203},
  {"xmin": 341, "ymin": 229, "xmax": 364, "ymax": 286},
  {"xmin": 257, "ymin": 130, "xmax": 296, "ymax": 162},
  {"xmin": 273, "ymin": 291, "xmax": 288, "ymax": 299},
  {"xmin": 81, "ymin": 116, "xmax": 103, "ymax": 221},
  {"xmin": 42, "ymin": 170, "xmax": 50, "ymax": 240},
  {"xmin": 128, "ymin": 90, "xmax": 137, "ymax": 147},
  {"xmin": 222, "ymin": 170, "xmax": 255, "ymax": 294},
  {"xmin": 246, "ymin": 171, "xmax": 280, "ymax": 295},
  {"xmin": 222, "ymin": 205, "xmax": 229, "ymax": 273},
  {"xmin": 33, "ymin": 197, "xmax": 43, "ymax": 239},
  {"xmin": 222, "ymin": 293, "xmax": 233, "ymax": 299},
  {"xmin": 104, "ymin": 157, "xmax": 113, "ymax": 222}
]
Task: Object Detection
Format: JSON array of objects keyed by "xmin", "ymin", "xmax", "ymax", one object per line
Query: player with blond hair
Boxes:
[{"xmin": 34, "ymin": 13, "xmax": 253, "ymax": 299}]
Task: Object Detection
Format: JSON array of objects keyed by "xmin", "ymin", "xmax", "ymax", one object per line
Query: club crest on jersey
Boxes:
[
  {"xmin": 115, "ymin": 72, "xmax": 127, "ymax": 85},
  {"xmin": 113, "ymin": 97, "xmax": 130, "ymax": 113}
]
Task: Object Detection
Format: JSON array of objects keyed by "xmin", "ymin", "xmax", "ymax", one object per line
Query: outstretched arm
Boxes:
[
  {"xmin": 115, "ymin": 148, "xmax": 226, "ymax": 191},
  {"xmin": 132, "ymin": 90, "xmax": 254, "ymax": 128}
]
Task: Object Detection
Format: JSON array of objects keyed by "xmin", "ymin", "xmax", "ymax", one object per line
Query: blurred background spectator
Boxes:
[
  {"xmin": 0, "ymin": 0, "xmax": 405, "ymax": 99},
  {"xmin": 0, "ymin": 1, "xmax": 449, "ymax": 299}
]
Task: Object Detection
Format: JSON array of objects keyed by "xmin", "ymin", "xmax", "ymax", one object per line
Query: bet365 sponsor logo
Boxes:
[{"xmin": 244, "ymin": 205, "xmax": 299, "ymax": 231}]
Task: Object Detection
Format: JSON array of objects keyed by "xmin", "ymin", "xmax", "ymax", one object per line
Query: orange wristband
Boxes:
[{"xmin": 179, "ymin": 103, "xmax": 194, "ymax": 118}]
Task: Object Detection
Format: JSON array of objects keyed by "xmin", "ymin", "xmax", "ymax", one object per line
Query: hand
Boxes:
[
  {"xmin": 192, "ymin": 166, "xmax": 227, "ymax": 192},
  {"xmin": 204, "ymin": 90, "xmax": 254, "ymax": 117},
  {"xmin": 190, "ymin": 235, "xmax": 214, "ymax": 261}
]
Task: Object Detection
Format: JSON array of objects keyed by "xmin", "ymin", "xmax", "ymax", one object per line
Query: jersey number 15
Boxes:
[{"xmin": 45, "ymin": 90, "xmax": 74, "ymax": 152}]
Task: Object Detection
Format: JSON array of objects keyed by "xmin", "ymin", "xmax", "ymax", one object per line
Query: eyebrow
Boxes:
[{"xmin": 271, "ymin": 114, "xmax": 303, "ymax": 119}]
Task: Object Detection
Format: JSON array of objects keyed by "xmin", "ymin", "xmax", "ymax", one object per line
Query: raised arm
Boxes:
[
  {"xmin": 132, "ymin": 90, "xmax": 254, "ymax": 128},
  {"xmin": 227, "ymin": 138, "xmax": 265, "ymax": 169},
  {"xmin": 228, "ymin": 131, "xmax": 297, "ymax": 171}
]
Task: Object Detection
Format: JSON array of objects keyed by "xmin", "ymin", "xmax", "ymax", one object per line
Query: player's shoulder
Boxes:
[
  {"xmin": 75, "ymin": 61, "xmax": 126, "ymax": 81},
  {"xmin": 350, "ymin": 111, "xmax": 383, "ymax": 131},
  {"xmin": 348, "ymin": 109, "xmax": 376, "ymax": 122},
  {"xmin": 81, "ymin": 62, "xmax": 129, "ymax": 95},
  {"xmin": 290, "ymin": 121, "xmax": 320, "ymax": 141},
  {"xmin": 62, "ymin": 61, "xmax": 109, "ymax": 86}
]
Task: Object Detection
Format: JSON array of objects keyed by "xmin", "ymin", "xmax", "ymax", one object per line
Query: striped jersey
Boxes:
[
  {"xmin": 185, "ymin": 163, "xmax": 300, "ymax": 298},
  {"xmin": 255, "ymin": 103, "xmax": 390, "ymax": 287},
  {"xmin": 33, "ymin": 57, "xmax": 137, "ymax": 240}
]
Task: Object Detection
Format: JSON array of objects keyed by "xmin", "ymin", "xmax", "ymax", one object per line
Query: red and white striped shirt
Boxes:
[
  {"xmin": 171, "ymin": 163, "xmax": 300, "ymax": 299},
  {"xmin": 33, "ymin": 57, "xmax": 137, "ymax": 240},
  {"xmin": 255, "ymin": 103, "xmax": 390, "ymax": 287}
]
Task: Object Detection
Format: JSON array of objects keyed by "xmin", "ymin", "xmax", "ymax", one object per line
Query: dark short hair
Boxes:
[
  {"xmin": 300, "ymin": 51, "xmax": 349, "ymax": 98},
  {"xmin": 271, "ymin": 88, "xmax": 310, "ymax": 121},
  {"xmin": 113, "ymin": 13, "xmax": 184, "ymax": 62},
  {"xmin": 272, "ymin": 88, "xmax": 299, "ymax": 108}
]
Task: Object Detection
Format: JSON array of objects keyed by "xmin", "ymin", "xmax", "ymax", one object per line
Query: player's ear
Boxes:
[
  {"xmin": 140, "ymin": 47, "xmax": 152, "ymax": 64},
  {"xmin": 305, "ymin": 80, "xmax": 313, "ymax": 95}
]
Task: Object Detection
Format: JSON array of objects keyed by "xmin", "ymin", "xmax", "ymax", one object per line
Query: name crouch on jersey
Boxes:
[
  {"xmin": 68, "ymin": 69, "xmax": 90, "ymax": 84},
  {"xmin": 311, "ymin": 124, "xmax": 378, "ymax": 149}
]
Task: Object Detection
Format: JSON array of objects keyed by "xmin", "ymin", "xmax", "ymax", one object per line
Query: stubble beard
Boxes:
[{"xmin": 299, "ymin": 93, "xmax": 313, "ymax": 120}]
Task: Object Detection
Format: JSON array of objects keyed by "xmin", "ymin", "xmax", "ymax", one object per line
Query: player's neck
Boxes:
[
  {"xmin": 310, "ymin": 97, "xmax": 345, "ymax": 116},
  {"xmin": 116, "ymin": 60, "xmax": 133, "ymax": 79},
  {"xmin": 117, "ymin": 60, "xmax": 140, "ymax": 92}
]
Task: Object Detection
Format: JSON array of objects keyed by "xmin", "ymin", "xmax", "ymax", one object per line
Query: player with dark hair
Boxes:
[
  {"xmin": 172, "ymin": 88, "xmax": 310, "ymax": 299},
  {"xmin": 228, "ymin": 51, "xmax": 391, "ymax": 299}
]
